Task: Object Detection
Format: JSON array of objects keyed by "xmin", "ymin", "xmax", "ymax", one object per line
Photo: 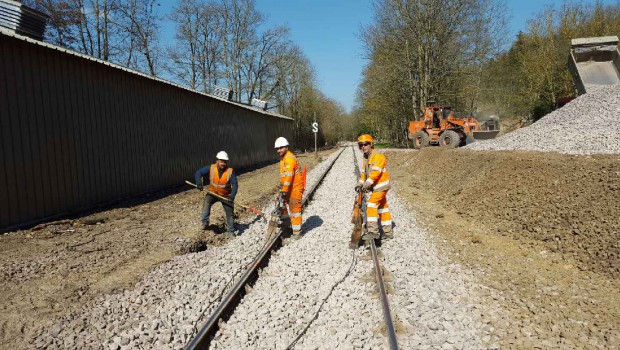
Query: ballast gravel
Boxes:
[
  {"xmin": 212, "ymin": 146, "xmax": 494, "ymax": 349},
  {"xmin": 31, "ymin": 146, "xmax": 497, "ymax": 349},
  {"xmin": 30, "ymin": 150, "xmax": 342, "ymax": 350},
  {"xmin": 467, "ymin": 84, "xmax": 620, "ymax": 155}
]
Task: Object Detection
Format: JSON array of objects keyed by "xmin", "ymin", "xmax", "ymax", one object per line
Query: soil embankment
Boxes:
[{"xmin": 387, "ymin": 148, "xmax": 620, "ymax": 348}]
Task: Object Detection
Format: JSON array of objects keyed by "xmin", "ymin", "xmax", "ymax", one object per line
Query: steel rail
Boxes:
[
  {"xmin": 370, "ymin": 239, "xmax": 399, "ymax": 350},
  {"xmin": 185, "ymin": 146, "xmax": 346, "ymax": 350}
]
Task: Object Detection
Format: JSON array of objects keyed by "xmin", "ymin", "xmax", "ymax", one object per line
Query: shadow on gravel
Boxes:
[
  {"xmin": 236, "ymin": 215, "xmax": 263, "ymax": 235},
  {"xmin": 302, "ymin": 215, "xmax": 324, "ymax": 234}
]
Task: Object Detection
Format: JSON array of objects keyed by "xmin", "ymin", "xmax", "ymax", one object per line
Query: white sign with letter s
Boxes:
[{"xmin": 312, "ymin": 122, "xmax": 318, "ymax": 133}]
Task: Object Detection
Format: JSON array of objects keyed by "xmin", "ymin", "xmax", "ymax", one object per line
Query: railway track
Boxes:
[
  {"xmin": 29, "ymin": 145, "xmax": 488, "ymax": 349},
  {"xmin": 186, "ymin": 145, "xmax": 399, "ymax": 349}
]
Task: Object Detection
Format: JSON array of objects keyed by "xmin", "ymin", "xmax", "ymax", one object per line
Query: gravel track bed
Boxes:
[
  {"xmin": 212, "ymin": 147, "xmax": 492, "ymax": 349},
  {"xmin": 467, "ymin": 84, "xmax": 620, "ymax": 155},
  {"xmin": 380, "ymin": 195, "xmax": 496, "ymax": 349},
  {"xmin": 30, "ymin": 150, "xmax": 342, "ymax": 350}
]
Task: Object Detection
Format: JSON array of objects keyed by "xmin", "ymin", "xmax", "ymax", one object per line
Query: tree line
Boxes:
[
  {"xmin": 355, "ymin": 0, "xmax": 620, "ymax": 145},
  {"xmin": 25, "ymin": 0, "xmax": 355, "ymax": 148},
  {"xmin": 354, "ymin": 0, "xmax": 508, "ymax": 145}
]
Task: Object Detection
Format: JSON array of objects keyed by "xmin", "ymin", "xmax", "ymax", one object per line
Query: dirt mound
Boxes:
[
  {"xmin": 389, "ymin": 148, "xmax": 619, "ymax": 276},
  {"xmin": 386, "ymin": 148, "xmax": 620, "ymax": 348}
]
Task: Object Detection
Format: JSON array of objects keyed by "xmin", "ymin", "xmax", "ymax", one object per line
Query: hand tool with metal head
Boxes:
[
  {"xmin": 266, "ymin": 194, "xmax": 284, "ymax": 238},
  {"xmin": 185, "ymin": 180, "xmax": 266, "ymax": 217}
]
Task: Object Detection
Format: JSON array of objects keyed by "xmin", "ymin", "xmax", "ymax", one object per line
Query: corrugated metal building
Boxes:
[{"xmin": 0, "ymin": 28, "xmax": 292, "ymax": 231}]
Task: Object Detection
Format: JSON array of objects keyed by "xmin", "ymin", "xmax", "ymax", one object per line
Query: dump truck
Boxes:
[
  {"xmin": 407, "ymin": 106, "xmax": 499, "ymax": 149},
  {"xmin": 569, "ymin": 36, "xmax": 620, "ymax": 95}
]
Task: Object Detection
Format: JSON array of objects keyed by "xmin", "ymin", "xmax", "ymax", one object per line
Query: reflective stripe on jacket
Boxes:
[
  {"xmin": 359, "ymin": 150, "xmax": 390, "ymax": 192},
  {"xmin": 209, "ymin": 164, "xmax": 233, "ymax": 197},
  {"xmin": 280, "ymin": 150, "xmax": 304, "ymax": 195}
]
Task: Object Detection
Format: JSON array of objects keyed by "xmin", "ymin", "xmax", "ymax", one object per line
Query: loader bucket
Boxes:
[{"xmin": 472, "ymin": 130, "xmax": 500, "ymax": 140}]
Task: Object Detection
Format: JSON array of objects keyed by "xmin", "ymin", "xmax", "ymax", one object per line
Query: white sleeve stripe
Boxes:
[{"xmin": 373, "ymin": 180, "xmax": 390, "ymax": 191}]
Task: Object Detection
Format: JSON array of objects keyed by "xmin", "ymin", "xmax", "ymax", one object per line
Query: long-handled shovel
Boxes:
[{"xmin": 185, "ymin": 181, "xmax": 266, "ymax": 218}]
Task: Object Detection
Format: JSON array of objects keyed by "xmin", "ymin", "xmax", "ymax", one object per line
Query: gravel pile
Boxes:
[
  {"xmin": 30, "ymin": 150, "xmax": 342, "ymax": 350},
  {"xmin": 212, "ymin": 147, "xmax": 495, "ymax": 349},
  {"xmin": 467, "ymin": 84, "xmax": 620, "ymax": 155}
]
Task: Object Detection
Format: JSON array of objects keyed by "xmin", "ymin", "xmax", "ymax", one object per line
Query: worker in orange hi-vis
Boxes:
[
  {"xmin": 274, "ymin": 137, "xmax": 306, "ymax": 239},
  {"xmin": 356, "ymin": 134, "xmax": 393, "ymax": 240}
]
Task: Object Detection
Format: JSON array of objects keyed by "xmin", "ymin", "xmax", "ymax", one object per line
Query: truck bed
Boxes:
[{"xmin": 569, "ymin": 36, "xmax": 620, "ymax": 95}]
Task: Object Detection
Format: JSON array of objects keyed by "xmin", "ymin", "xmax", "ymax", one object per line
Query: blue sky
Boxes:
[{"xmin": 160, "ymin": 0, "xmax": 618, "ymax": 112}]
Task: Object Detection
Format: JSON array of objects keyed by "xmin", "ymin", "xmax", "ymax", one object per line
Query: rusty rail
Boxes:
[{"xmin": 370, "ymin": 239, "xmax": 399, "ymax": 350}]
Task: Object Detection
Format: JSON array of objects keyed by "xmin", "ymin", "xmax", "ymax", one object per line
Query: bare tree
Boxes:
[
  {"xmin": 218, "ymin": 0, "xmax": 262, "ymax": 102},
  {"xmin": 169, "ymin": 0, "xmax": 224, "ymax": 92},
  {"xmin": 116, "ymin": 0, "xmax": 162, "ymax": 76},
  {"xmin": 168, "ymin": 0, "xmax": 203, "ymax": 89},
  {"xmin": 242, "ymin": 26, "xmax": 290, "ymax": 102}
]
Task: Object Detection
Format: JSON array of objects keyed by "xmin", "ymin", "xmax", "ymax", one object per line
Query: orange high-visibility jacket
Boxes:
[
  {"xmin": 209, "ymin": 164, "xmax": 233, "ymax": 197},
  {"xmin": 358, "ymin": 150, "xmax": 390, "ymax": 192},
  {"xmin": 280, "ymin": 150, "xmax": 304, "ymax": 196}
]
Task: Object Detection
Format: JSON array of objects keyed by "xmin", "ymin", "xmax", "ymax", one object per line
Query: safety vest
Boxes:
[
  {"xmin": 359, "ymin": 150, "xmax": 390, "ymax": 192},
  {"xmin": 280, "ymin": 150, "xmax": 305, "ymax": 195},
  {"xmin": 209, "ymin": 164, "xmax": 233, "ymax": 197}
]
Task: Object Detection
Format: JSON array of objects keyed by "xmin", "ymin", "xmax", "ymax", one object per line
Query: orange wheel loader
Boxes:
[{"xmin": 407, "ymin": 106, "xmax": 500, "ymax": 149}]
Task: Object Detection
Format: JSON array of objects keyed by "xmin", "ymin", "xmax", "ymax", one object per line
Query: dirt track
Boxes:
[
  {"xmin": 387, "ymin": 148, "xmax": 619, "ymax": 348},
  {"xmin": 0, "ymin": 150, "xmax": 334, "ymax": 350}
]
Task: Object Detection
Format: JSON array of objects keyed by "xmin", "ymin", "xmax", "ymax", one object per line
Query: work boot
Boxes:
[
  {"xmin": 382, "ymin": 225, "xmax": 394, "ymax": 240},
  {"xmin": 201, "ymin": 223, "xmax": 209, "ymax": 231},
  {"xmin": 225, "ymin": 230, "xmax": 237, "ymax": 238},
  {"xmin": 291, "ymin": 229, "xmax": 302, "ymax": 240}
]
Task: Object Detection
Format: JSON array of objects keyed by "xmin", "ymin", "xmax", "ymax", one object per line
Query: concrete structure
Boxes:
[{"xmin": 0, "ymin": 28, "xmax": 292, "ymax": 231}]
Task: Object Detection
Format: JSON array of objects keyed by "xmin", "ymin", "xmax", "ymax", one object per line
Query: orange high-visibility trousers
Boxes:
[
  {"xmin": 279, "ymin": 191, "xmax": 303, "ymax": 232},
  {"xmin": 366, "ymin": 190, "xmax": 391, "ymax": 231}
]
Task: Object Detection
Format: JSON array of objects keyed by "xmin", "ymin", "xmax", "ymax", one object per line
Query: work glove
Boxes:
[
  {"xmin": 197, "ymin": 184, "xmax": 203, "ymax": 191},
  {"xmin": 362, "ymin": 183, "xmax": 372, "ymax": 192},
  {"xmin": 354, "ymin": 185, "xmax": 362, "ymax": 193}
]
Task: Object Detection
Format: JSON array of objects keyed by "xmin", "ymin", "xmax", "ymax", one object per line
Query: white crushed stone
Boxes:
[
  {"xmin": 467, "ymin": 84, "xmax": 620, "ymax": 155},
  {"xmin": 211, "ymin": 147, "xmax": 493, "ymax": 349}
]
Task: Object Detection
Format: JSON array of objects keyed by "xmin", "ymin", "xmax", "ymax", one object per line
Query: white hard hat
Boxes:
[
  {"xmin": 274, "ymin": 137, "xmax": 289, "ymax": 148},
  {"xmin": 216, "ymin": 151, "xmax": 229, "ymax": 161}
]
